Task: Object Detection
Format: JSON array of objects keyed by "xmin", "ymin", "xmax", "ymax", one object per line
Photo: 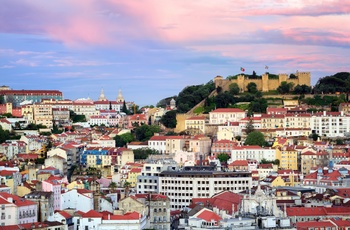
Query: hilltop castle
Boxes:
[{"xmin": 214, "ymin": 71, "xmax": 311, "ymax": 92}]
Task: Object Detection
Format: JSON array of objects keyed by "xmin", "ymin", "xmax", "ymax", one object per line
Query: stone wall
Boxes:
[{"xmin": 214, "ymin": 72, "xmax": 311, "ymax": 92}]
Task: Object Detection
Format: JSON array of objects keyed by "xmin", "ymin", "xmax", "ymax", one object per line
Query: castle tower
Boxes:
[
  {"xmin": 98, "ymin": 88, "xmax": 108, "ymax": 101},
  {"xmin": 116, "ymin": 89, "xmax": 124, "ymax": 103}
]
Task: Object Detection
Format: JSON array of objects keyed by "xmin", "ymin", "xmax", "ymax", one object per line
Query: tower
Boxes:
[
  {"xmin": 98, "ymin": 88, "xmax": 108, "ymax": 101},
  {"xmin": 116, "ymin": 89, "xmax": 124, "ymax": 103}
]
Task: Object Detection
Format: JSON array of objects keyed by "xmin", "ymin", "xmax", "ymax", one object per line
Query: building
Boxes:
[
  {"xmin": 0, "ymin": 89, "xmax": 63, "ymax": 107},
  {"xmin": 211, "ymin": 140, "xmax": 238, "ymax": 158},
  {"xmin": 24, "ymin": 191, "xmax": 54, "ymax": 222},
  {"xmin": 209, "ymin": 108, "xmax": 246, "ymax": 125},
  {"xmin": 134, "ymin": 193, "xmax": 171, "ymax": 230},
  {"xmin": 159, "ymin": 166, "xmax": 252, "ymax": 210},
  {"xmin": 229, "ymin": 145, "xmax": 276, "ymax": 162},
  {"xmin": 184, "ymin": 116, "xmax": 206, "ymax": 134},
  {"xmin": 0, "ymin": 192, "xmax": 38, "ymax": 225},
  {"xmin": 137, "ymin": 158, "xmax": 177, "ymax": 194},
  {"xmin": 61, "ymin": 188, "xmax": 94, "ymax": 212},
  {"xmin": 276, "ymin": 145, "xmax": 298, "ymax": 170},
  {"xmin": 310, "ymin": 111, "xmax": 350, "ymax": 137}
]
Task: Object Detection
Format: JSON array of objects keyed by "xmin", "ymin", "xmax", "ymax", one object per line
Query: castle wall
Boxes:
[{"xmin": 214, "ymin": 72, "xmax": 311, "ymax": 93}]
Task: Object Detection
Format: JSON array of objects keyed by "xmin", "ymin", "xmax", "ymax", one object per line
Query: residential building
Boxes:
[
  {"xmin": 0, "ymin": 192, "xmax": 38, "ymax": 225},
  {"xmin": 24, "ymin": 191, "xmax": 54, "ymax": 222},
  {"xmin": 61, "ymin": 189, "xmax": 94, "ymax": 212},
  {"xmin": 217, "ymin": 122, "xmax": 240, "ymax": 141},
  {"xmin": 310, "ymin": 111, "xmax": 350, "ymax": 137},
  {"xmin": 148, "ymin": 135, "xmax": 167, "ymax": 154},
  {"xmin": 276, "ymin": 145, "xmax": 298, "ymax": 170},
  {"xmin": 33, "ymin": 103, "xmax": 53, "ymax": 128},
  {"xmin": 52, "ymin": 107, "xmax": 70, "ymax": 125},
  {"xmin": 42, "ymin": 177, "xmax": 62, "ymax": 211},
  {"xmin": 184, "ymin": 116, "xmax": 206, "ymax": 134},
  {"xmin": 301, "ymin": 150, "xmax": 329, "ymax": 175},
  {"xmin": 211, "ymin": 140, "xmax": 238, "ymax": 158},
  {"xmin": 209, "ymin": 108, "xmax": 246, "ymax": 125}
]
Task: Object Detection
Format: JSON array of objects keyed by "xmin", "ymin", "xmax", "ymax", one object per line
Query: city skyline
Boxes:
[{"xmin": 1, "ymin": 0, "xmax": 349, "ymax": 106}]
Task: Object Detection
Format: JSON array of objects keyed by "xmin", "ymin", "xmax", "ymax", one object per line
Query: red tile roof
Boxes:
[
  {"xmin": 82, "ymin": 210, "xmax": 103, "ymax": 218},
  {"xmin": 197, "ymin": 209, "xmax": 222, "ymax": 223},
  {"xmin": 211, "ymin": 108, "xmax": 245, "ymax": 113},
  {"xmin": 286, "ymin": 207, "xmax": 327, "ymax": 216}
]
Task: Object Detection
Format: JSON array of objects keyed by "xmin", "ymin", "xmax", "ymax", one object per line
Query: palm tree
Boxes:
[
  {"xmin": 108, "ymin": 182, "xmax": 117, "ymax": 193},
  {"xmin": 123, "ymin": 181, "xmax": 132, "ymax": 197}
]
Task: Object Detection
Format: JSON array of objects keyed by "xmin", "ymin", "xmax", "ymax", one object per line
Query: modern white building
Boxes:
[
  {"xmin": 137, "ymin": 159, "xmax": 177, "ymax": 194},
  {"xmin": 159, "ymin": 166, "xmax": 252, "ymax": 210},
  {"xmin": 310, "ymin": 111, "xmax": 350, "ymax": 137}
]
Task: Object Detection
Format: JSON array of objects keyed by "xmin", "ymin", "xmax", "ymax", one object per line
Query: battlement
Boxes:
[{"xmin": 214, "ymin": 71, "xmax": 311, "ymax": 92}]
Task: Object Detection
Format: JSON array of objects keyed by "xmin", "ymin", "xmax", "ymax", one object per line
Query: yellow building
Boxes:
[
  {"xmin": 261, "ymin": 114, "xmax": 285, "ymax": 129},
  {"xmin": 185, "ymin": 116, "xmax": 206, "ymax": 134},
  {"xmin": 67, "ymin": 180, "xmax": 85, "ymax": 190},
  {"xmin": 126, "ymin": 168, "xmax": 142, "ymax": 188},
  {"xmin": 262, "ymin": 175, "xmax": 286, "ymax": 187},
  {"xmin": 33, "ymin": 103, "xmax": 53, "ymax": 128},
  {"xmin": 275, "ymin": 146, "xmax": 298, "ymax": 170}
]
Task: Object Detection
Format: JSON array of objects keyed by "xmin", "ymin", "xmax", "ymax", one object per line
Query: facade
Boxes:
[
  {"xmin": 52, "ymin": 108, "xmax": 70, "ymax": 125},
  {"xmin": 24, "ymin": 191, "xmax": 54, "ymax": 222},
  {"xmin": 184, "ymin": 116, "xmax": 206, "ymax": 134},
  {"xmin": 217, "ymin": 122, "xmax": 240, "ymax": 141},
  {"xmin": 137, "ymin": 159, "xmax": 177, "ymax": 194},
  {"xmin": 148, "ymin": 135, "xmax": 167, "ymax": 154},
  {"xmin": 209, "ymin": 108, "xmax": 246, "ymax": 125},
  {"xmin": 230, "ymin": 146, "xmax": 276, "ymax": 162},
  {"xmin": 159, "ymin": 166, "xmax": 252, "ymax": 210},
  {"xmin": 137, "ymin": 194, "xmax": 171, "ymax": 230},
  {"xmin": 41, "ymin": 178, "xmax": 62, "ymax": 211},
  {"xmin": 301, "ymin": 150, "xmax": 328, "ymax": 175},
  {"xmin": 0, "ymin": 89, "xmax": 63, "ymax": 107},
  {"xmin": 0, "ymin": 192, "xmax": 38, "ymax": 225},
  {"xmin": 211, "ymin": 140, "xmax": 238, "ymax": 157},
  {"xmin": 276, "ymin": 146, "xmax": 298, "ymax": 170},
  {"xmin": 61, "ymin": 189, "xmax": 94, "ymax": 212},
  {"xmin": 310, "ymin": 111, "xmax": 350, "ymax": 137},
  {"xmin": 33, "ymin": 103, "xmax": 53, "ymax": 128}
]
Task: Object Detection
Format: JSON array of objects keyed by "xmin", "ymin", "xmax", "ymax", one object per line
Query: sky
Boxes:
[{"xmin": 0, "ymin": 0, "xmax": 349, "ymax": 106}]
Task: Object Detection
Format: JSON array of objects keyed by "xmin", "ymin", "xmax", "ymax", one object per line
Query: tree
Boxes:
[
  {"xmin": 124, "ymin": 181, "xmax": 132, "ymax": 197},
  {"xmin": 277, "ymin": 81, "xmax": 294, "ymax": 94},
  {"xmin": 216, "ymin": 153, "xmax": 230, "ymax": 164},
  {"xmin": 235, "ymin": 135, "xmax": 241, "ymax": 141},
  {"xmin": 134, "ymin": 124, "xmax": 161, "ymax": 141},
  {"xmin": 245, "ymin": 131, "xmax": 266, "ymax": 147},
  {"xmin": 0, "ymin": 126, "xmax": 10, "ymax": 143},
  {"xmin": 229, "ymin": 83, "xmax": 240, "ymax": 95},
  {"xmin": 245, "ymin": 117, "xmax": 255, "ymax": 135},
  {"xmin": 160, "ymin": 110, "xmax": 177, "ymax": 128},
  {"xmin": 108, "ymin": 182, "xmax": 117, "ymax": 192},
  {"xmin": 133, "ymin": 147, "xmax": 160, "ymax": 160},
  {"xmin": 122, "ymin": 101, "xmax": 130, "ymax": 114},
  {"xmin": 309, "ymin": 133, "xmax": 319, "ymax": 141},
  {"xmin": 114, "ymin": 132, "xmax": 134, "ymax": 147},
  {"xmin": 247, "ymin": 82, "xmax": 258, "ymax": 94}
]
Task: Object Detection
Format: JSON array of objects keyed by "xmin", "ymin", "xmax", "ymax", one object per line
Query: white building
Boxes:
[
  {"xmin": 230, "ymin": 146, "xmax": 276, "ymax": 162},
  {"xmin": 159, "ymin": 166, "xmax": 252, "ymax": 210},
  {"xmin": 61, "ymin": 189, "xmax": 94, "ymax": 212},
  {"xmin": 137, "ymin": 159, "xmax": 177, "ymax": 194},
  {"xmin": 310, "ymin": 111, "xmax": 350, "ymax": 137},
  {"xmin": 209, "ymin": 108, "xmax": 246, "ymax": 125},
  {"xmin": 148, "ymin": 135, "xmax": 167, "ymax": 154}
]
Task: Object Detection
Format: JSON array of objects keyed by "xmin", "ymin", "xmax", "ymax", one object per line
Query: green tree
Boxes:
[
  {"xmin": 277, "ymin": 81, "xmax": 294, "ymax": 94},
  {"xmin": 108, "ymin": 182, "xmax": 118, "ymax": 192},
  {"xmin": 122, "ymin": 101, "xmax": 130, "ymax": 114},
  {"xmin": 235, "ymin": 136, "xmax": 241, "ymax": 141},
  {"xmin": 245, "ymin": 117, "xmax": 255, "ymax": 135},
  {"xmin": 245, "ymin": 131, "xmax": 266, "ymax": 147},
  {"xmin": 114, "ymin": 132, "xmax": 134, "ymax": 147},
  {"xmin": 160, "ymin": 110, "xmax": 177, "ymax": 128},
  {"xmin": 229, "ymin": 83, "xmax": 240, "ymax": 95},
  {"xmin": 134, "ymin": 125, "xmax": 161, "ymax": 141},
  {"xmin": 216, "ymin": 153, "xmax": 230, "ymax": 164},
  {"xmin": 0, "ymin": 125, "xmax": 10, "ymax": 143},
  {"xmin": 247, "ymin": 82, "xmax": 258, "ymax": 94},
  {"xmin": 133, "ymin": 147, "xmax": 160, "ymax": 160}
]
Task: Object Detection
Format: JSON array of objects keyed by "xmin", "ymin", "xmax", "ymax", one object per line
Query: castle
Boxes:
[{"xmin": 214, "ymin": 71, "xmax": 311, "ymax": 93}]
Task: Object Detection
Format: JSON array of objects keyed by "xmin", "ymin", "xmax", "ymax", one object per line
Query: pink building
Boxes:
[{"xmin": 42, "ymin": 177, "xmax": 63, "ymax": 211}]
